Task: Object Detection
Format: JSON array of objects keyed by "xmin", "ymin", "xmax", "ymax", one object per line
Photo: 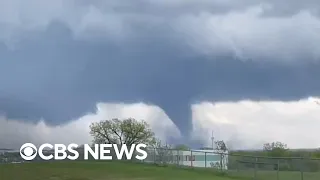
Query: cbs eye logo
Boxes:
[{"xmin": 20, "ymin": 143, "xmax": 38, "ymax": 161}]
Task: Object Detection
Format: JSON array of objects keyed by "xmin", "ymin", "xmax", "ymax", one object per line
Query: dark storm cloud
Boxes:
[
  {"xmin": 1, "ymin": 21, "xmax": 320, "ymax": 139},
  {"xmin": 1, "ymin": 0, "xmax": 320, "ymax": 140}
]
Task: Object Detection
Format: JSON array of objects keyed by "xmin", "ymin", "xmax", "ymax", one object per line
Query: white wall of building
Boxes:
[{"xmin": 144, "ymin": 149, "xmax": 228, "ymax": 170}]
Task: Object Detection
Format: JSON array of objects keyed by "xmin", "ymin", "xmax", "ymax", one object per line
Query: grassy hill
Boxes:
[{"xmin": 0, "ymin": 161, "xmax": 238, "ymax": 180}]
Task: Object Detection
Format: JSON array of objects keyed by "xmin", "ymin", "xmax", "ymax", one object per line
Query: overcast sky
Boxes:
[{"xmin": 1, "ymin": 0, "xmax": 320, "ymax": 150}]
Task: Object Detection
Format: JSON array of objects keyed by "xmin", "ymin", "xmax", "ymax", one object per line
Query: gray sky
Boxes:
[{"xmin": 1, "ymin": 0, "xmax": 320, "ymax": 150}]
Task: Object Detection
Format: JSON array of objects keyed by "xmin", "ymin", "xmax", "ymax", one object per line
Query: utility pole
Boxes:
[{"xmin": 211, "ymin": 130, "xmax": 214, "ymax": 150}]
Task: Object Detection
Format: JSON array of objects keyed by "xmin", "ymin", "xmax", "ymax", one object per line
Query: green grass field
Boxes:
[
  {"xmin": 1, "ymin": 161, "xmax": 320, "ymax": 180},
  {"xmin": 228, "ymin": 169, "xmax": 320, "ymax": 180},
  {"xmin": 0, "ymin": 161, "xmax": 238, "ymax": 180}
]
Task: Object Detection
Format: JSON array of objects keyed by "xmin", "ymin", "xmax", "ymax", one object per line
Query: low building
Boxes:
[
  {"xmin": 144, "ymin": 148, "xmax": 228, "ymax": 170},
  {"xmin": 173, "ymin": 149, "xmax": 228, "ymax": 169}
]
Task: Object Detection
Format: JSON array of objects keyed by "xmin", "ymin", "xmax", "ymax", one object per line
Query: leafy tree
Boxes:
[
  {"xmin": 174, "ymin": 144, "xmax": 190, "ymax": 151},
  {"xmin": 89, "ymin": 118, "xmax": 156, "ymax": 146},
  {"xmin": 263, "ymin": 141, "xmax": 288, "ymax": 151},
  {"xmin": 263, "ymin": 141, "xmax": 288, "ymax": 157},
  {"xmin": 214, "ymin": 140, "xmax": 228, "ymax": 170},
  {"xmin": 153, "ymin": 139, "xmax": 173, "ymax": 166},
  {"xmin": 215, "ymin": 140, "xmax": 228, "ymax": 152},
  {"xmin": 311, "ymin": 149, "xmax": 320, "ymax": 158}
]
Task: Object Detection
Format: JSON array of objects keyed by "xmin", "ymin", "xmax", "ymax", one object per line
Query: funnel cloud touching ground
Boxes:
[
  {"xmin": 1, "ymin": 0, "xmax": 320, "ymax": 149},
  {"xmin": 2, "ymin": 98, "xmax": 320, "ymax": 149}
]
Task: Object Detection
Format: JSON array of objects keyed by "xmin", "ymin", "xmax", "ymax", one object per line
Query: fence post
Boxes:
[
  {"xmin": 237, "ymin": 159, "xmax": 239, "ymax": 172},
  {"xmin": 172, "ymin": 149, "xmax": 174, "ymax": 164},
  {"xmin": 277, "ymin": 159, "xmax": 279, "ymax": 180},
  {"xmin": 300, "ymin": 157, "xmax": 304, "ymax": 180},
  {"xmin": 205, "ymin": 152, "xmax": 207, "ymax": 168},
  {"xmin": 181, "ymin": 149, "xmax": 183, "ymax": 167},
  {"xmin": 177, "ymin": 149, "xmax": 179, "ymax": 166},
  {"xmin": 191, "ymin": 150, "xmax": 193, "ymax": 168},
  {"xmin": 220, "ymin": 153, "xmax": 223, "ymax": 171},
  {"xmin": 153, "ymin": 148, "xmax": 156, "ymax": 164},
  {"xmin": 254, "ymin": 157, "xmax": 258, "ymax": 180}
]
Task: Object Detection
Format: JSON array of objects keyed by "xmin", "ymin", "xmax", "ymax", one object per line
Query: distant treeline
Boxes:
[{"xmin": 231, "ymin": 149, "xmax": 320, "ymax": 158}]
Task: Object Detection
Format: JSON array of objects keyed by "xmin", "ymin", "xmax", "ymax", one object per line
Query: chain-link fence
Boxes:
[
  {"xmin": 138, "ymin": 148, "xmax": 320, "ymax": 180},
  {"xmin": 1, "ymin": 147, "xmax": 320, "ymax": 180}
]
